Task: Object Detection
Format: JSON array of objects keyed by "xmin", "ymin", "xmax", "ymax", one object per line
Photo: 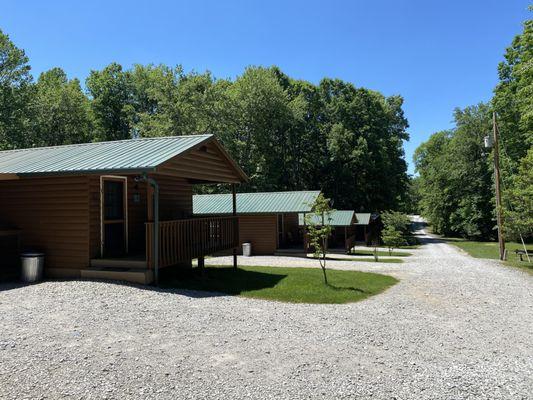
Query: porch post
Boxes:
[
  {"xmin": 146, "ymin": 175, "xmax": 159, "ymax": 286},
  {"xmin": 198, "ymin": 256, "xmax": 206, "ymax": 279},
  {"xmin": 232, "ymin": 183, "xmax": 238, "ymax": 270},
  {"xmin": 345, "ymin": 226, "xmax": 348, "ymax": 252},
  {"xmin": 303, "ymin": 212, "xmax": 307, "ymax": 252}
]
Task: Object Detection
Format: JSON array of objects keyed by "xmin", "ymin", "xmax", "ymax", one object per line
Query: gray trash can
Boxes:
[
  {"xmin": 21, "ymin": 252, "xmax": 45, "ymax": 283},
  {"xmin": 242, "ymin": 243, "xmax": 252, "ymax": 257}
]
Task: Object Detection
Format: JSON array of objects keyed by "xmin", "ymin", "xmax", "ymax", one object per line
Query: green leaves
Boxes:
[
  {"xmin": 29, "ymin": 68, "xmax": 92, "ymax": 146},
  {"xmin": 305, "ymin": 194, "xmax": 335, "ymax": 284},
  {"xmin": 0, "ymin": 29, "xmax": 32, "ymax": 150},
  {"xmin": 415, "ymin": 13, "xmax": 533, "ymax": 241},
  {"xmin": 381, "ymin": 211, "xmax": 411, "ymax": 253},
  {"xmin": 0, "ymin": 30, "xmax": 410, "ymax": 213},
  {"xmin": 414, "ymin": 105, "xmax": 494, "ymax": 238}
]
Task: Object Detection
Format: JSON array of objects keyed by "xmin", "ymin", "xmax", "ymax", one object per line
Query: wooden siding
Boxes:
[
  {"xmin": 88, "ymin": 174, "xmax": 191, "ymax": 258},
  {"xmin": 0, "ymin": 176, "xmax": 90, "ymax": 275},
  {"xmin": 151, "ymin": 174, "xmax": 193, "ymax": 220},
  {"xmin": 238, "ymin": 215, "xmax": 278, "ymax": 255},
  {"xmin": 156, "ymin": 141, "xmax": 243, "ymax": 183}
]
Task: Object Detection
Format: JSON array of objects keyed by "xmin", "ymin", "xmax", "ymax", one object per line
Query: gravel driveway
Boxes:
[{"xmin": 1, "ymin": 228, "xmax": 531, "ymax": 399}]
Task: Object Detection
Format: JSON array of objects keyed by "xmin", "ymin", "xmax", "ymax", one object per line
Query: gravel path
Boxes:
[{"xmin": 1, "ymin": 226, "xmax": 532, "ymax": 399}]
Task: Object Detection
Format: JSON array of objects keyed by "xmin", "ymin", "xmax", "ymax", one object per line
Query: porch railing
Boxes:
[{"xmin": 145, "ymin": 216, "xmax": 239, "ymax": 268}]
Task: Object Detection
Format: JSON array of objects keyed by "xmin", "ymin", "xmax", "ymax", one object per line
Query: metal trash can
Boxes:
[
  {"xmin": 21, "ymin": 252, "xmax": 45, "ymax": 283},
  {"xmin": 242, "ymin": 243, "xmax": 252, "ymax": 257}
]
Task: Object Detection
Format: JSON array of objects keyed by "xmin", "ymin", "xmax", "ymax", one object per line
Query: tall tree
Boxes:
[
  {"xmin": 86, "ymin": 63, "xmax": 134, "ymax": 141},
  {"xmin": 415, "ymin": 104, "xmax": 494, "ymax": 238},
  {"xmin": 493, "ymin": 16, "xmax": 533, "ymax": 168},
  {"xmin": 225, "ymin": 66, "xmax": 293, "ymax": 190},
  {"xmin": 28, "ymin": 68, "xmax": 92, "ymax": 146},
  {"xmin": 0, "ymin": 29, "xmax": 32, "ymax": 149}
]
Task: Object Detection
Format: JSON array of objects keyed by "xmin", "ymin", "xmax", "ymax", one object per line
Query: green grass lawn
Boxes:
[
  {"xmin": 445, "ymin": 238, "xmax": 533, "ymax": 274},
  {"xmin": 162, "ymin": 265, "xmax": 398, "ymax": 304},
  {"xmin": 348, "ymin": 250, "xmax": 412, "ymax": 257}
]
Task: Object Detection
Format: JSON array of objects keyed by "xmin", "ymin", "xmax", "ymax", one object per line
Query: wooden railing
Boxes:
[{"xmin": 145, "ymin": 216, "xmax": 239, "ymax": 268}]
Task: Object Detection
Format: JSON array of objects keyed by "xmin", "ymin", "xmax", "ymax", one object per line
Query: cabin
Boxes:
[
  {"xmin": 353, "ymin": 213, "xmax": 381, "ymax": 245},
  {"xmin": 298, "ymin": 210, "xmax": 357, "ymax": 253},
  {"xmin": 193, "ymin": 191, "xmax": 320, "ymax": 255},
  {"xmin": 0, "ymin": 135, "xmax": 247, "ymax": 284}
]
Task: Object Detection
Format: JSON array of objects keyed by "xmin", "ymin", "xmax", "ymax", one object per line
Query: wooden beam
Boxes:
[
  {"xmin": 0, "ymin": 174, "xmax": 19, "ymax": 181},
  {"xmin": 232, "ymin": 183, "xmax": 238, "ymax": 270}
]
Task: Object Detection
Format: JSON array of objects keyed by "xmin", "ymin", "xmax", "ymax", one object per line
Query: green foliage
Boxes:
[
  {"xmin": 399, "ymin": 176, "xmax": 422, "ymax": 213},
  {"xmin": 381, "ymin": 211, "xmax": 411, "ymax": 253},
  {"xmin": 0, "ymin": 29, "xmax": 32, "ymax": 149},
  {"xmin": 493, "ymin": 17, "xmax": 533, "ymax": 165},
  {"xmin": 414, "ymin": 105, "xmax": 494, "ymax": 239},
  {"xmin": 29, "ymin": 68, "xmax": 92, "ymax": 146},
  {"xmin": 415, "ymin": 14, "xmax": 532, "ymax": 241},
  {"xmin": 305, "ymin": 194, "xmax": 334, "ymax": 284},
  {"xmin": 381, "ymin": 210, "xmax": 411, "ymax": 235},
  {"xmin": 0, "ymin": 31, "xmax": 410, "ymax": 212},
  {"xmin": 504, "ymin": 148, "xmax": 533, "ymax": 241},
  {"xmin": 381, "ymin": 226, "xmax": 405, "ymax": 255},
  {"xmin": 86, "ymin": 62, "xmax": 135, "ymax": 141},
  {"xmin": 164, "ymin": 265, "xmax": 398, "ymax": 304}
]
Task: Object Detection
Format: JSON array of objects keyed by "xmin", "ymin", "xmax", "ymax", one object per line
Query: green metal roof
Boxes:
[
  {"xmin": 298, "ymin": 210, "xmax": 355, "ymax": 226},
  {"xmin": 193, "ymin": 191, "xmax": 320, "ymax": 214},
  {"xmin": 354, "ymin": 213, "xmax": 372, "ymax": 225},
  {"xmin": 0, "ymin": 135, "xmax": 217, "ymax": 176}
]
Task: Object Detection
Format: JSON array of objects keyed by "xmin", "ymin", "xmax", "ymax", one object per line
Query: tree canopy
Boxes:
[
  {"xmin": 415, "ymin": 14, "xmax": 533, "ymax": 240},
  {"xmin": 0, "ymin": 28, "xmax": 410, "ymax": 212}
]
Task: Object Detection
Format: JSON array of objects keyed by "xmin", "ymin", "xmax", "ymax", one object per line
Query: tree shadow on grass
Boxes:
[{"xmin": 158, "ymin": 267, "xmax": 287, "ymax": 298}]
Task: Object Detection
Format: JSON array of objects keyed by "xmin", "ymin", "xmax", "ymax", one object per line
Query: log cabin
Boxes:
[
  {"xmin": 193, "ymin": 191, "xmax": 321, "ymax": 255},
  {"xmin": 0, "ymin": 135, "xmax": 247, "ymax": 284},
  {"xmin": 353, "ymin": 213, "xmax": 382, "ymax": 245},
  {"xmin": 299, "ymin": 210, "xmax": 357, "ymax": 253},
  {"xmin": 298, "ymin": 211, "xmax": 381, "ymax": 252}
]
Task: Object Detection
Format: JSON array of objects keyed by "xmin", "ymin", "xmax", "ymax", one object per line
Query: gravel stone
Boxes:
[{"xmin": 0, "ymin": 226, "xmax": 531, "ymax": 399}]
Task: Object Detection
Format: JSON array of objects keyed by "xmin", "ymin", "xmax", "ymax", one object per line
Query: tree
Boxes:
[
  {"xmin": 414, "ymin": 104, "xmax": 494, "ymax": 239},
  {"xmin": 86, "ymin": 62, "xmax": 134, "ymax": 141},
  {"xmin": 401, "ymin": 176, "xmax": 422, "ymax": 214},
  {"xmin": 415, "ymin": 13, "xmax": 532, "ymax": 241},
  {"xmin": 493, "ymin": 15, "xmax": 533, "ymax": 168},
  {"xmin": 0, "ymin": 28, "xmax": 412, "ymax": 212},
  {"xmin": 224, "ymin": 66, "xmax": 293, "ymax": 191},
  {"xmin": 381, "ymin": 211, "xmax": 411, "ymax": 254},
  {"xmin": 381, "ymin": 226, "xmax": 405, "ymax": 255},
  {"xmin": 305, "ymin": 194, "xmax": 334, "ymax": 285},
  {"xmin": 28, "ymin": 68, "xmax": 92, "ymax": 146},
  {"xmin": 504, "ymin": 148, "xmax": 533, "ymax": 241},
  {"xmin": 0, "ymin": 29, "xmax": 32, "ymax": 149}
]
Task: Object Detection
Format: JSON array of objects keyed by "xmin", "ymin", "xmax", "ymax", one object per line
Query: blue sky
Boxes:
[{"xmin": 2, "ymin": 0, "xmax": 530, "ymax": 173}]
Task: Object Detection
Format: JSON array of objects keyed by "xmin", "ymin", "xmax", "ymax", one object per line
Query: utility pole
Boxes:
[{"xmin": 492, "ymin": 112, "xmax": 506, "ymax": 261}]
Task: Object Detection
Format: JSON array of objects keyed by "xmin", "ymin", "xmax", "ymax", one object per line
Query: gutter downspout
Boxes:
[{"xmin": 145, "ymin": 174, "xmax": 159, "ymax": 286}]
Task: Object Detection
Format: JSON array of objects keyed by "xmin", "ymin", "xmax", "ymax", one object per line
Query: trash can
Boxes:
[
  {"xmin": 242, "ymin": 243, "xmax": 252, "ymax": 257},
  {"xmin": 21, "ymin": 252, "xmax": 45, "ymax": 283}
]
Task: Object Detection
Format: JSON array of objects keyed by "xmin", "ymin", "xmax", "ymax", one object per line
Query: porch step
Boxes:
[
  {"xmin": 81, "ymin": 267, "xmax": 153, "ymax": 285},
  {"xmin": 90, "ymin": 258, "xmax": 147, "ymax": 269}
]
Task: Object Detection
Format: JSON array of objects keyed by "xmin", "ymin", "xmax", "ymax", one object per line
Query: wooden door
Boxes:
[{"xmin": 101, "ymin": 176, "xmax": 128, "ymax": 257}]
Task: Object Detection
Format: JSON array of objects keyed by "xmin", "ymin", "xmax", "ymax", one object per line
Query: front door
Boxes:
[{"xmin": 101, "ymin": 177, "xmax": 128, "ymax": 257}]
